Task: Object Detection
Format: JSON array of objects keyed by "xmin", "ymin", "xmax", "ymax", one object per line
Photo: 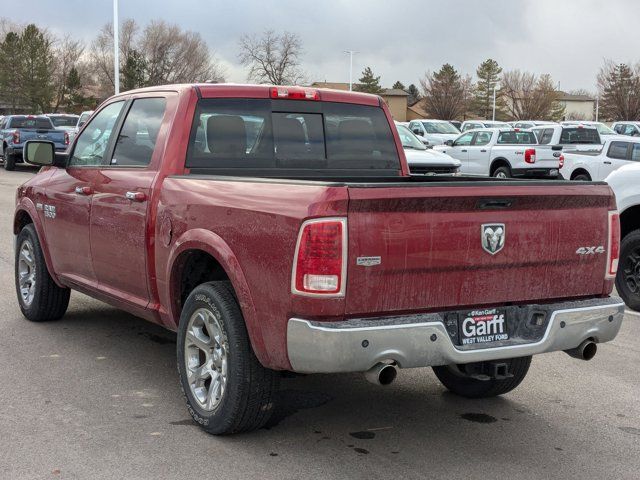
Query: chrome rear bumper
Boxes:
[{"xmin": 287, "ymin": 297, "xmax": 624, "ymax": 373}]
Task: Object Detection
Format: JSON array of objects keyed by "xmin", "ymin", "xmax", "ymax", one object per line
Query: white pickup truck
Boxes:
[
  {"xmin": 408, "ymin": 119, "xmax": 460, "ymax": 146},
  {"xmin": 432, "ymin": 128, "xmax": 562, "ymax": 178},
  {"xmin": 561, "ymin": 136, "xmax": 640, "ymax": 181},
  {"xmin": 604, "ymin": 163, "xmax": 640, "ymax": 310},
  {"xmin": 531, "ymin": 124, "xmax": 602, "ymax": 152}
]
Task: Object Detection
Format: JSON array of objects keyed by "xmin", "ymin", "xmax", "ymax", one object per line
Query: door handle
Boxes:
[
  {"xmin": 604, "ymin": 161, "xmax": 612, "ymax": 165},
  {"xmin": 461, "ymin": 149, "xmax": 468, "ymax": 152},
  {"xmin": 125, "ymin": 191, "xmax": 146, "ymax": 202},
  {"xmin": 480, "ymin": 149, "xmax": 487, "ymax": 152},
  {"xmin": 74, "ymin": 186, "xmax": 92, "ymax": 195}
]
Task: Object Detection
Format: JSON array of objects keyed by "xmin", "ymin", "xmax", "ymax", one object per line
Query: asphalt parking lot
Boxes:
[{"xmin": 0, "ymin": 166, "xmax": 638, "ymax": 480}]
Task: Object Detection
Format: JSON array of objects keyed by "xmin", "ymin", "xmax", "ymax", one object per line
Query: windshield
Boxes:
[
  {"xmin": 49, "ymin": 115, "xmax": 79, "ymax": 127},
  {"xmin": 397, "ymin": 125, "xmax": 426, "ymax": 150},
  {"xmin": 483, "ymin": 122, "xmax": 510, "ymax": 128},
  {"xmin": 8, "ymin": 117, "xmax": 53, "ymax": 129},
  {"xmin": 594, "ymin": 123, "xmax": 615, "ymax": 135},
  {"xmin": 422, "ymin": 121, "xmax": 459, "ymax": 134}
]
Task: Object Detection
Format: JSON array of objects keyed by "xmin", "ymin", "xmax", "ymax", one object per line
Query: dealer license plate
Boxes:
[{"xmin": 459, "ymin": 308, "xmax": 509, "ymax": 346}]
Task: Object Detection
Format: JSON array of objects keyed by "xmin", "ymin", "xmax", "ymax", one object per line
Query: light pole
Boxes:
[
  {"xmin": 113, "ymin": 0, "xmax": 120, "ymax": 94},
  {"xmin": 345, "ymin": 50, "xmax": 358, "ymax": 91},
  {"xmin": 595, "ymin": 94, "xmax": 600, "ymax": 122},
  {"xmin": 492, "ymin": 84, "xmax": 498, "ymax": 121}
]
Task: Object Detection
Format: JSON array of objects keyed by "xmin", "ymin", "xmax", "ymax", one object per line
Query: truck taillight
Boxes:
[
  {"xmin": 524, "ymin": 148, "xmax": 536, "ymax": 164},
  {"xmin": 64, "ymin": 131, "xmax": 69, "ymax": 145},
  {"xmin": 292, "ymin": 218, "xmax": 346, "ymax": 296},
  {"xmin": 270, "ymin": 86, "xmax": 320, "ymax": 101},
  {"xmin": 12, "ymin": 131, "xmax": 20, "ymax": 144},
  {"xmin": 559, "ymin": 154, "xmax": 565, "ymax": 168},
  {"xmin": 606, "ymin": 211, "xmax": 620, "ymax": 279}
]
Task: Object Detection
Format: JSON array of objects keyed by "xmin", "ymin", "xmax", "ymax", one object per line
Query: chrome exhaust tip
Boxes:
[
  {"xmin": 364, "ymin": 363, "xmax": 398, "ymax": 386},
  {"xmin": 565, "ymin": 340, "xmax": 598, "ymax": 361}
]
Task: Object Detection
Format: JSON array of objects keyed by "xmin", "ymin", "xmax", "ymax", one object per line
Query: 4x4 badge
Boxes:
[{"xmin": 481, "ymin": 224, "xmax": 505, "ymax": 255}]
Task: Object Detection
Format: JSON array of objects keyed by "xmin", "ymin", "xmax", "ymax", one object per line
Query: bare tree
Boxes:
[
  {"xmin": 141, "ymin": 20, "xmax": 224, "ymax": 85},
  {"xmin": 597, "ymin": 60, "xmax": 640, "ymax": 121},
  {"xmin": 52, "ymin": 35, "xmax": 85, "ymax": 111},
  {"xmin": 90, "ymin": 19, "xmax": 138, "ymax": 97},
  {"xmin": 238, "ymin": 30, "xmax": 306, "ymax": 85},
  {"xmin": 419, "ymin": 64, "xmax": 473, "ymax": 120},
  {"xmin": 501, "ymin": 70, "xmax": 564, "ymax": 120}
]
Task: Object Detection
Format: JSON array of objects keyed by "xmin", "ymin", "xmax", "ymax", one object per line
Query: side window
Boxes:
[
  {"xmin": 70, "ymin": 102, "xmax": 125, "ymax": 167},
  {"xmin": 613, "ymin": 124, "xmax": 624, "ymax": 134},
  {"xmin": 539, "ymin": 128, "xmax": 554, "ymax": 145},
  {"xmin": 454, "ymin": 132, "xmax": 475, "ymax": 146},
  {"xmin": 473, "ymin": 131, "xmax": 492, "ymax": 146},
  {"xmin": 632, "ymin": 144, "xmax": 640, "ymax": 162},
  {"xmin": 623, "ymin": 125, "xmax": 637, "ymax": 136},
  {"xmin": 111, "ymin": 98, "xmax": 167, "ymax": 167},
  {"xmin": 607, "ymin": 141, "xmax": 630, "ymax": 160}
]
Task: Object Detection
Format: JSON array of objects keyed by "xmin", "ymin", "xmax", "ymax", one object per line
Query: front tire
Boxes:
[
  {"xmin": 177, "ymin": 281, "xmax": 279, "ymax": 435},
  {"xmin": 433, "ymin": 356, "xmax": 531, "ymax": 398},
  {"xmin": 572, "ymin": 173, "xmax": 591, "ymax": 181},
  {"xmin": 616, "ymin": 229, "xmax": 640, "ymax": 311},
  {"xmin": 15, "ymin": 224, "xmax": 70, "ymax": 321}
]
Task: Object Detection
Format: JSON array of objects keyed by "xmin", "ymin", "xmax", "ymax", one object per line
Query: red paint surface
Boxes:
[{"xmin": 14, "ymin": 84, "xmax": 617, "ymax": 371}]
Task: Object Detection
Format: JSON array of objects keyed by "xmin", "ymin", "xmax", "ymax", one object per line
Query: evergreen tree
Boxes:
[
  {"xmin": 392, "ymin": 80, "xmax": 405, "ymax": 90},
  {"xmin": 20, "ymin": 24, "xmax": 54, "ymax": 112},
  {"xmin": 121, "ymin": 49, "xmax": 147, "ymax": 91},
  {"xmin": 599, "ymin": 63, "xmax": 640, "ymax": 121},
  {"xmin": 65, "ymin": 66, "xmax": 85, "ymax": 112},
  {"xmin": 473, "ymin": 58, "xmax": 504, "ymax": 119},
  {"xmin": 0, "ymin": 32, "xmax": 24, "ymax": 111},
  {"xmin": 421, "ymin": 64, "xmax": 473, "ymax": 120},
  {"xmin": 406, "ymin": 83, "xmax": 421, "ymax": 105},
  {"xmin": 355, "ymin": 67, "xmax": 383, "ymax": 94}
]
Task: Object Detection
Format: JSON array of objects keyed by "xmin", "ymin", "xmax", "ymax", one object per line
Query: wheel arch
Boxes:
[
  {"xmin": 490, "ymin": 157, "xmax": 512, "ymax": 176},
  {"xmin": 14, "ymin": 202, "xmax": 63, "ymax": 287},
  {"xmin": 620, "ymin": 205, "xmax": 640, "ymax": 240},
  {"xmin": 166, "ymin": 228, "xmax": 270, "ymax": 367},
  {"xmin": 570, "ymin": 168, "xmax": 591, "ymax": 181}
]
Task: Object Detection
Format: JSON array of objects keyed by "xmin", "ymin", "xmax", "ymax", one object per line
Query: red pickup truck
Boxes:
[{"xmin": 14, "ymin": 84, "xmax": 624, "ymax": 435}]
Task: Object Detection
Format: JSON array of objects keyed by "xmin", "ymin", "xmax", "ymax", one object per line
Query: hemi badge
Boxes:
[{"xmin": 357, "ymin": 256, "xmax": 381, "ymax": 267}]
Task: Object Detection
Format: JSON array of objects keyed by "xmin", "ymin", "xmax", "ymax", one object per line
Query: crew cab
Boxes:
[
  {"xmin": 408, "ymin": 119, "xmax": 460, "ymax": 145},
  {"xmin": 0, "ymin": 115, "xmax": 69, "ymax": 170},
  {"xmin": 531, "ymin": 124, "xmax": 602, "ymax": 152},
  {"xmin": 395, "ymin": 123, "xmax": 461, "ymax": 175},
  {"xmin": 432, "ymin": 128, "xmax": 563, "ymax": 178},
  {"xmin": 14, "ymin": 84, "xmax": 623, "ymax": 435},
  {"xmin": 612, "ymin": 121, "xmax": 640, "ymax": 137},
  {"xmin": 561, "ymin": 136, "xmax": 640, "ymax": 181}
]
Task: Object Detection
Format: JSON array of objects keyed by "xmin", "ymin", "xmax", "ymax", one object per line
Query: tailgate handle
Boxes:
[{"xmin": 478, "ymin": 199, "xmax": 513, "ymax": 209}]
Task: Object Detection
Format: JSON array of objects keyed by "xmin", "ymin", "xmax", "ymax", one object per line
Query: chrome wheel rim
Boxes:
[
  {"xmin": 18, "ymin": 240, "xmax": 36, "ymax": 307},
  {"xmin": 495, "ymin": 171, "xmax": 507, "ymax": 179},
  {"xmin": 184, "ymin": 307, "xmax": 228, "ymax": 412},
  {"xmin": 622, "ymin": 249, "xmax": 640, "ymax": 294}
]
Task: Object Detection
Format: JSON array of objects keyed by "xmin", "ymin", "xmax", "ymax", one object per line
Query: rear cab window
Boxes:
[
  {"xmin": 496, "ymin": 131, "xmax": 537, "ymax": 144},
  {"xmin": 9, "ymin": 117, "xmax": 53, "ymax": 130},
  {"xmin": 560, "ymin": 128, "xmax": 600, "ymax": 144},
  {"xmin": 607, "ymin": 141, "xmax": 630, "ymax": 160},
  {"xmin": 186, "ymin": 99, "xmax": 400, "ymax": 177}
]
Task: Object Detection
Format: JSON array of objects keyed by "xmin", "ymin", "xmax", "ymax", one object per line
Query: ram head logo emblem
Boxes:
[{"xmin": 481, "ymin": 224, "xmax": 506, "ymax": 255}]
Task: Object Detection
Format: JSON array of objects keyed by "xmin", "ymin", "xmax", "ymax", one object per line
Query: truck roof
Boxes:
[{"xmin": 108, "ymin": 83, "xmax": 382, "ymax": 107}]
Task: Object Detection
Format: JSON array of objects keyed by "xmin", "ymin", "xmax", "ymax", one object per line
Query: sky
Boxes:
[{"xmin": 6, "ymin": 0, "xmax": 640, "ymax": 92}]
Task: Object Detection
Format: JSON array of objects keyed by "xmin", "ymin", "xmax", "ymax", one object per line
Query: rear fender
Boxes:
[{"xmin": 166, "ymin": 228, "xmax": 270, "ymax": 367}]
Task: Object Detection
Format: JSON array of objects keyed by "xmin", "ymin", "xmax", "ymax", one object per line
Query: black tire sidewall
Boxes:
[
  {"xmin": 616, "ymin": 230, "xmax": 640, "ymax": 311},
  {"xmin": 493, "ymin": 166, "xmax": 511, "ymax": 178},
  {"xmin": 573, "ymin": 174, "xmax": 590, "ymax": 181},
  {"xmin": 176, "ymin": 283, "xmax": 248, "ymax": 434},
  {"xmin": 4, "ymin": 151, "xmax": 15, "ymax": 170}
]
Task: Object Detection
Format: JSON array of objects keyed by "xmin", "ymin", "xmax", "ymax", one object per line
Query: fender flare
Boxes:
[
  {"xmin": 490, "ymin": 157, "xmax": 512, "ymax": 175},
  {"xmin": 14, "ymin": 199, "xmax": 63, "ymax": 287},
  {"xmin": 165, "ymin": 228, "xmax": 270, "ymax": 366}
]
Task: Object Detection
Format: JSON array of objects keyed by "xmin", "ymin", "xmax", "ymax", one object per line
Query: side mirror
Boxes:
[
  {"xmin": 445, "ymin": 140, "xmax": 454, "ymax": 147},
  {"xmin": 23, "ymin": 140, "xmax": 67, "ymax": 167}
]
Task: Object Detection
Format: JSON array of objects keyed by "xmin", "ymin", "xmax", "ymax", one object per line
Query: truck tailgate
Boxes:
[{"xmin": 345, "ymin": 182, "xmax": 613, "ymax": 316}]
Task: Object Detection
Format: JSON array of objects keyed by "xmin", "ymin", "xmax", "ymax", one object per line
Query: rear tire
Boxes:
[
  {"xmin": 177, "ymin": 281, "xmax": 279, "ymax": 435},
  {"xmin": 572, "ymin": 173, "xmax": 591, "ymax": 181},
  {"xmin": 4, "ymin": 150, "xmax": 16, "ymax": 171},
  {"xmin": 492, "ymin": 166, "xmax": 511, "ymax": 179},
  {"xmin": 433, "ymin": 356, "xmax": 531, "ymax": 398},
  {"xmin": 15, "ymin": 224, "xmax": 70, "ymax": 321},
  {"xmin": 616, "ymin": 229, "xmax": 640, "ymax": 311}
]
